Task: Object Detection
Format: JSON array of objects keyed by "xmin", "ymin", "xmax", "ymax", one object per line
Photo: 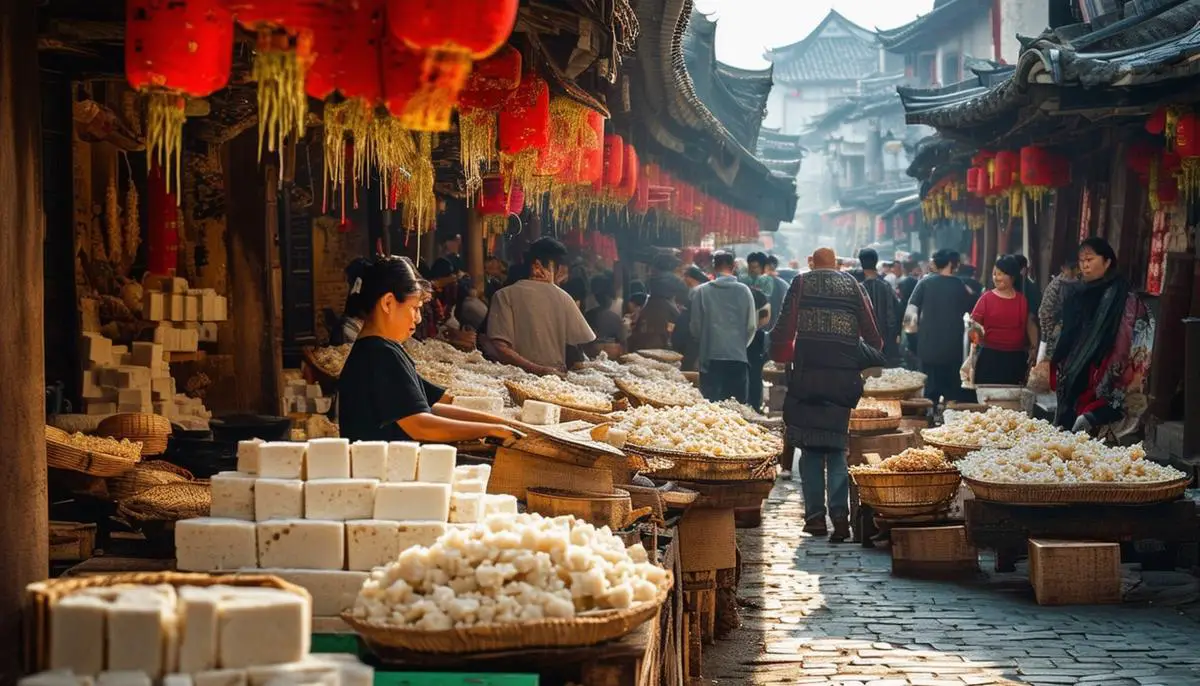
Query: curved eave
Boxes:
[{"xmin": 877, "ymin": 0, "xmax": 991, "ymax": 53}]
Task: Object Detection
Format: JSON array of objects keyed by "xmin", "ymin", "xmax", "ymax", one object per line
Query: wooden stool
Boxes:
[
  {"xmin": 891, "ymin": 525, "xmax": 979, "ymax": 578},
  {"xmin": 1029, "ymin": 539, "xmax": 1120, "ymax": 605}
]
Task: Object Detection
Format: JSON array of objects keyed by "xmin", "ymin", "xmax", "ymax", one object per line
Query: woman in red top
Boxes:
[{"xmin": 970, "ymin": 254, "xmax": 1038, "ymax": 385}]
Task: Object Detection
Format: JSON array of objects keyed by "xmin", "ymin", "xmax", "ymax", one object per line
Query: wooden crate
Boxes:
[
  {"xmin": 891, "ymin": 525, "xmax": 978, "ymax": 577},
  {"xmin": 678, "ymin": 508, "xmax": 736, "ymax": 572},
  {"xmin": 1028, "ymin": 539, "xmax": 1120, "ymax": 606},
  {"xmin": 49, "ymin": 521, "xmax": 97, "ymax": 562}
]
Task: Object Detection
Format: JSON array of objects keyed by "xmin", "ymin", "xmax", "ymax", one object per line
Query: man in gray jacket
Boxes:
[{"xmin": 690, "ymin": 250, "xmax": 758, "ymax": 403}]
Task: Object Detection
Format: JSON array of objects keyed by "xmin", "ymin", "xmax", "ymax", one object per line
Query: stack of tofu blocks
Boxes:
[
  {"xmin": 143, "ymin": 277, "xmax": 228, "ymax": 353},
  {"xmin": 79, "ymin": 332, "xmax": 211, "ymax": 425},
  {"xmin": 28, "ymin": 581, "xmax": 372, "ymax": 686},
  {"xmin": 176, "ymin": 439, "xmax": 517, "ymax": 619},
  {"xmin": 280, "ymin": 378, "xmax": 333, "ymax": 417}
]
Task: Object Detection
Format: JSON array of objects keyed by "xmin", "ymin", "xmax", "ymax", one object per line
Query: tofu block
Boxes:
[
  {"xmin": 346, "ymin": 520, "xmax": 400, "ymax": 571},
  {"xmin": 452, "ymin": 478, "xmax": 485, "ymax": 494},
  {"xmin": 374, "ymin": 483, "xmax": 451, "ymax": 521},
  {"xmin": 236, "ymin": 439, "xmax": 264, "ymax": 474},
  {"xmin": 49, "ymin": 595, "xmax": 108, "ymax": 675},
  {"xmin": 110, "ymin": 345, "xmax": 129, "ymax": 360},
  {"xmin": 193, "ymin": 670, "xmax": 246, "ymax": 686},
  {"xmin": 312, "ymin": 397, "xmax": 333, "ymax": 414},
  {"xmin": 199, "ymin": 322, "xmax": 220, "ymax": 343},
  {"xmin": 308, "ymin": 655, "xmax": 373, "ymax": 686},
  {"xmin": 483, "ymin": 493, "xmax": 519, "ymax": 516},
  {"xmin": 85, "ymin": 402, "xmax": 117, "ymax": 416},
  {"xmin": 449, "ymin": 493, "xmax": 484, "ymax": 524},
  {"xmin": 252, "ymin": 570, "xmax": 368, "ymax": 617},
  {"xmin": 117, "ymin": 403, "xmax": 152, "ymax": 415},
  {"xmin": 168, "ymin": 294, "xmax": 185, "ymax": 322},
  {"xmin": 106, "ymin": 592, "xmax": 175, "ymax": 677},
  {"xmin": 97, "ymin": 673, "xmax": 151, "ymax": 686},
  {"xmin": 257, "ymin": 443, "xmax": 306, "ymax": 479},
  {"xmin": 453, "ymin": 464, "xmax": 491, "ymax": 485},
  {"xmin": 416, "ymin": 444, "xmax": 456, "ymax": 484},
  {"xmin": 244, "ymin": 659, "xmax": 334, "ymax": 686},
  {"xmin": 167, "ymin": 277, "xmax": 189, "ymax": 294},
  {"xmin": 451, "ymin": 396, "xmax": 504, "ymax": 414},
  {"xmin": 145, "ymin": 291, "xmax": 166, "ymax": 321},
  {"xmin": 349, "ymin": 442, "xmax": 387, "ymax": 480},
  {"xmin": 385, "ymin": 442, "xmax": 419, "ymax": 482},
  {"xmin": 151, "ymin": 376, "xmax": 176, "ymax": 401},
  {"xmin": 520, "ymin": 400, "xmax": 560, "ymax": 425},
  {"xmin": 605, "ymin": 428, "xmax": 628, "ymax": 449},
  {"xmin": 99, "ymin": 366, "xmax": 151, "ymax": 390},
  {"xmin": 81, "ymin": 333, "xmax": 113, "ymax": 366},
  {"xmin": 81, "ymin": 370, "xmax": 109, "ymax": 400},
  {"xmin": 200, "ymin": 293, "xmax": 219, "ymax": 322},
  {"xmin": 395, "ymin": 521, "xmax": 447, "ymax": 552},
  {"xmin": 255, "ymin": 479, "xmax": 304, "ymax": 522},
  {"xmin": 306, "ymin": 438, "xmax": 350, "ymax": 480},
  {"xmin": 20, "ymin": 672, "xmax": 92, "ymax": 686},
  {"xmin": 256, "ymin": 520, "xmax": 345, "ymax": 570},
  {"xmin": 184, "ymin": 296, "xmax": 200, "ymax": 322},
  {"xmin": 217, "ymin": 589, "xmax": 310, "ymax": 669},
  {"xmin": 131, "ymin": 342, "xmax": 164, "ymax": 368},
  {"xmin": 117, "ymin": 388, "xmax": 151, "ymax": 407},
  {"xmin": 176, "ymin": 518, "xmax": 258, "ymax": 571},
  {"xmin": 211, "ymin": 472, "xmax": 256, "ymax": 520},
  {"xmin": 304, "ymin": 479, "xmax": 377, "ymax": 521},
  {"xmin": 177, "ymin": 587, "xmax": 220, "ymax": 673},
  {"xmin": 305, "ymin": 385, "xmax": 323, "ymax": 399},
  {"xmin": 215, "ymin": 296, "xmax": 228, "ymax": 322},
  {"xmin": 164, "ymin": 676, "xmax": 193, "ymax": 686}
]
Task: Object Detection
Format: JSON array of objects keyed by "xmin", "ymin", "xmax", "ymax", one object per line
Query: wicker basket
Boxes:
[
  {"xmin": 107, "ymin": 461, "xmax": 195, "ymax": 502},
  {"xmin": 920, "ymin": 434, "xmax": 986, "ymax": 460},
  {"xmin": 97, "ymin": 413, "xmax": 172, "ymax": 456},
  {"xmin": 963, "ymin": 476, "xmax": 1191, "ymax": 506},
  {"xmin": 848, "ymin": 415, "xmax": 903, "ymax": 434},
  {"xmin": 504, "ymin": 380, "xmax": 613, "ymax": 414},
  {"xmin": 614, "ymin": 378, "xmax": 698, "ymax": 409},
  {"xmin": 635, "ymin": 447, "xmax": 778, "ymax": 482},
  {"xmin": 24, "ymin": 571, "xmax": 309, "ymax": 673},
  {"xmin": 45, "ymin": 426, "xmax": 141, "ymax": 477},
  {"xmin": 862, "ymin": 384, "xmax": 925, "ymax": 400},
  {"xmin": 116, "ymin": 481, "xmax": 211, "ymax": 523},
  {"xmin": 526, "ymin": 487, "xmax": 653, "ymax": 529},
  {"xmin": 851, "ymin": 469, "xmax": 962, "ymax": 517},
  {"xmin": 635, "ymin": 349, "xmax": 684, "ymax": 365},
  {"xmin": 342, "ymin": 584, "xmax": 668, "ymax": 655}
]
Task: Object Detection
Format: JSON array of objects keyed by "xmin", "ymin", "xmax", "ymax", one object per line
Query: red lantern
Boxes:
[
  {"xmin": 677, "ymin": 184, "xmax": 695, "ymax": 220},
  {"xmin": 603, "ymin": 134, "xmax": 624, "ymax": 188},
  {"xmin": 970, "ymin": 149, "xmax": 996, "ymax": 167},
  {"xmin": 617, "ymin": 144, "xmax": 639, "ymax": 200},
  {"xmin": 498, "ymin": 75, "xmax": 550, "ymax": 154},
  {"xmin": 1125, "ymin": 142, "xmax": 1157, "ymax": 178},
  {"xmin": 126, "ymin": 0, "xmax": 234, "ymax": 196},
  {"xmin": 478, "ymin": 177, "xmax": 523, "ymax": 216},
  {"xmin": 1146, "ymin": 107, "xmax": 1167, "ymax": 136},
  {"xmin": 993, "ymin": 150, "xmax": 1020, "ymax": 191},
  {"xmin": 966, "ymin": 167, "xmax": 983, "ymax": 195},
  {"xmin": 305, "ymin": 0, "xmax": 385, "ymax": 102},
  {"xmin": 1177, "ymin": 112, "xmax": 1200, "ymax": 157},
  {"xmin": 578, "ymin": 111, "xmax": 606, "ymax": 185},
  {"xmin": 458, "ymin": 45, "xmax": 521, "ymax": 110}
]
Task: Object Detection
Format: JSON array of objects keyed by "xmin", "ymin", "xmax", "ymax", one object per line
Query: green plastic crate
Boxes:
[{"xmin": 310, "ymin": 633, "xmax": 362, "ymax": 656}]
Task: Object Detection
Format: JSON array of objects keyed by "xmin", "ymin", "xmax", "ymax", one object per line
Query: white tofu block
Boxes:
[
  {"xmin": 20, "ymin": 672, "xmax": 91, "ymax": 686},
  {"xmin": 244, "ymin": 659, "xmax": 334, "ymax": 686},
  {"xmin": 117, "ymin": 388, "xmax": 151, "ymax": 407},
  {"xmin": 345, "ymin": 520, "xmax": 400, "ymax": 571},
  {"xmin": 110, "ymin": 345, "xmax": 129, "ymax": 359},
  {"xmin": 236, "ymin": 439, "xmax": 264, "ymax": 474},
  {"xmin": 168, "ymin": 294, "xmax": 185, "ymax": 322},
  {"xmin": 520, "ymin": 400, "xmax": 560, "ymax": 425},
  {"xmin": 312, "ymin": 397, "xmax": 333, "ymax": 414},
  {"xmin": 145, "ymin": 291, "xmax": 166, "ymax": 321},
  {"xmin": 200, "ymin": 293, "xmax": 219, "ymax": 322},
  {"xmin": 304, "ymin": 480, "xmax": 377, "ymax": 521},
  {"xmin": 395, "ymin": 521, "xmax": 447, "ymax": 551},
  {"xmin": 49, "ymin": 595, "xmax": 107, "ymax": 675},
  {"xmin": 215, "ymin": 296, "xmax": 228, "ymax": 321},
  {"xmin": 85, "ymin": 402, "xmax": 117, "ymax": 416},
  {"xmin": 452, "ymin": 478, "xmax": 485, "ymax": 494},
  {"xmin": 176, "ymin": 518, "xmax": 258, "ymax": 571},
  {"xmin": 99, "ymin": 366, "xmax": 151, "ymax": 390},
  {"xmin": 605, "ymin": 428, "xmax": 628, "ymax": 449},
  {"xmin": 416, "ymin": 444, "xmax": 456, "ymax": 484},
  {"xmin": 309, "ymin": 655, "xmax": 373, "ymax": 686},
  {"xmin": 168, "ymin": 277, "xmax": 189, "ymax": 294},
  {"xmin": 164, "ymin": 676, "xmax": 193, "ymax": 686},
  {"xmin": 177, "ymin": 587, "xmax": 220, "ymax": 674},
  {"xmin": 217, "ymin": 589, "xmax": 310, "ymax": 669},
  {"xmin": 131, "ymin": 342, "xmax": 164, "ymax": 368},
  {"xmin": 374, "ymin": 483, "xmax": 451, "ymax": 521},
  {"xmin": 350, "ymin": 442, "xmax": 387, "ymax": 480},
  {"xmin": 81, "ymin": 333, "xmax": 113, "ymax": 366},
  {"xmin": 180, "ymin": 328, "xmax": 201, "ymax": 352},
  {"xmin": 151, "ymin": 376, "xmax": 176, "ymax": 401},
  {"xmin": 451, "ymin": 396, "xmax": 504, "ymax": 414},
  {"xmin": 449, "ymin": 493, "xmax": 484, "ymax": 524},
  {"xmin": 256, "ymin": 520, "xmax": 345, "ymax": 570},
  {"xmin": 199, "ymin": 322, "xmax": 220, "ymax": 343},
  {"xmin": 305, "ymin": 385, "xmax": 323, "ymax": 399},
  {"xmin": 385, "ymin": 442, "xmax": 419, "ymax": 482},
  {"xmin": 193, "ymin": 670, "xmax": 246, "ymax": 686},
  {"xmin": 210, "ymin": 472, "xmax": 256, "ymax": 521},
  {"xmin": 483, "ymin": 493, "xmax": 519, "ymax": 516},
  {"xmin": 258, "ymin": 443, "xmax": 306, "ymax": 479},
  {"xmin": 184, "ymin": 296, "xmax": 200, "ymax": 322},
  {"xmin": 306, "ymin": 438, "xmax": 350, "ymax": 480},
  {"xmin": 81, "ymin": 370, "xmax": 109, "ymax": 400},
  {"xmin": 453, "ymin": 464, "xmax": 491, "ymax": 484},
  {"xmin": 106, "ymin": 593, "xmax": 174, "ymax": 677},
  {"xmin": 252, "ymin": 570, "xmax": 368, "ymax": 617},
  {"xmin": 255, "ymin": 479, "xmax": 304, "ymax": 522},
  {"xmin": 98, "ymin": 673, "xmax": 151, "ymax": 686}
]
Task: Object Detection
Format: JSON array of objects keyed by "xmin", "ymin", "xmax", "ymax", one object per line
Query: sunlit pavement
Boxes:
[{"xmin": 701, "ymin": 480, "xmax": 1200, "ymax": 686}]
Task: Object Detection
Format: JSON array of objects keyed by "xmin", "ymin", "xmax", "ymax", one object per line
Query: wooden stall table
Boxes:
[{"xmin": 964, "ymin": 498, "xmax": 1200, "ymax": 572}]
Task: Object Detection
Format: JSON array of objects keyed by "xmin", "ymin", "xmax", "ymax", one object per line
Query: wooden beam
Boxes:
[
  {"xmin": 0, "ymin": 0, "xmax": 48, "ymax": 681},
  {"xmin": 466, "ymin": 207, "xmax": 484, "ymax": 287}
]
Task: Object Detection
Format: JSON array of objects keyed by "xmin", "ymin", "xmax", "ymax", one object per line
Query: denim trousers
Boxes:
[{"xmin": 799, "ymin": 448, "xmax": 850, "ymax": 524}]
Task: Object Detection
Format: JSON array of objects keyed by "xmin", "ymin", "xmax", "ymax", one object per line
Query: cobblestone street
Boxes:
[{"xmin": 702, "ymin": 481, "xmax": 1200, "ymax": 686}]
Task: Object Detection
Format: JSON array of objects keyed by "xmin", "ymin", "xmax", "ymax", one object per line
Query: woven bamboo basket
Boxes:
[
  {"xmin": 848, "ymin": 415, "xmax": 903, "ymax": 434},
  {"xmin": 24, "ymin": 572, "xmax": 308, "ymax": 673},
  {"xmin": 107, "ymin": 461, "xmax": 195, "ymax": 502},
  {"xmin": 850, "ymin": 469, "xmax": 962, "ymax": 517},
  {"xmin": 504, "ymin": 380, "xmax": 613, "ymax": 414},
  {"xmin": 96, "ymin": 413, "xmax": 172, "ymax": 456},
  {"xmin": 635, "ymin": 446, "xmax": 778, "ymax": 482},
  {"xmin": 526, "ymin": 488, "xmax": 653, "ymax": 529},
  {"xmin": 342, "ymin": 583, "xmax": 668, "ymax": 655},
  {"xmin": 614, "ymin": 378, "xmax": 699, "ymax": 409},
  {"xmin": 45, "ymin": 425, "xmax": 141, "ymax": 477},
  {"xmin": 116, "ymin": 481, "xmax": 211, "ymax": 523},
  {"xmin": 920, "ymin": 433, "xmax": 987, "ymax": 460},
  {"xmin": 634, "ymin": 349, "xmax": 684, "ymax": 365},
  {"xmin": 862, "ymin": 384, "xmax": 925, "ymax": 400},
  {"xmin": 302, "ymin": 345, "xmax": 343, "ymax": 385},
  {"xmin": 963, "ymin": 476, "xmax": 1191, "ymax": 506}
]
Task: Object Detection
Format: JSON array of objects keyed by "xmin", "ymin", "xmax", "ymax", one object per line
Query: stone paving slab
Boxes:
[{"xmin": 701, "ymin": 481, "xmax": 1200, "ymax": 685}]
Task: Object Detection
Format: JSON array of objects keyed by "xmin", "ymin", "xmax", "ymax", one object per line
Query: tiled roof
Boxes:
[
  {"xmin": 878, "ymin": 0, "xmax": 992, "ymax": 53},
  {"xmin": 765, "ymin": 11, "xmax": 879, "ymax": 85},
  {"xmin": 683, "ymin": 9, "xmax": 772, "ymax": 150}
]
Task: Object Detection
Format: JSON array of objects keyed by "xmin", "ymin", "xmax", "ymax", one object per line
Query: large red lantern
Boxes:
[
  {"xmin": 578, "ymin": 111, "xmax": 606, "ymax": 185},
  {"xmin": 617, "ymin": 144, "xmax": 639, "ymax": 200},
  {"xmin": 992, "ymin": 150, "xmax": 1020, "ymax": 191},
  {"xmin": 497, "ymin": 75, "xmax": 549, "ymax": 193},
  {"xmin": 305, "ymin": 0, "xmax": 385, "ymax": 103},
  {"xmin": 603, "ymin": 134, "xmax": 624, "ymax": 188},
  {"xmin": 458, "ymin": 47, "xmax": 521, "ymax": 198},
  {"xmin": 1177, "ymin": 112, "xmax": 1200, "ymax": 158},
  {"xmin": 478, "ymin": 177, "xmax": 523, "ymax": 216},
  {"xmin": 126, "ymin": 0, "xmax": 234, "ymax": 197}
]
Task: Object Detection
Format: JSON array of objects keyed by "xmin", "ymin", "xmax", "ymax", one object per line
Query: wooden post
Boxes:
[
  {"xmin": 1148, "ymin": 252, "xmax": 1195, "ymax": 420},
  {"xmin": 466, "ymin": 207, "xmax": 484, "ymax": 286},
  {"xmin": 0, "ymin": 0, "xmax": 48, "ymax": 681},
  {"xmin": 1184, "ymin": 317, "xmax": 1200, "ymax": 462}
]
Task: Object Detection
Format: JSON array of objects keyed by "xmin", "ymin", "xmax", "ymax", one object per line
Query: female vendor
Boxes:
[{"xmin": 338, "ymin": 255, "xmax": 523, "ymax": 444}]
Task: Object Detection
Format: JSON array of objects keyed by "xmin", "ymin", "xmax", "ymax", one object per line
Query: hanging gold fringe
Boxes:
[
  {"xmin": 1179, "ymin": 158, "xmax": 1200, "ymax": 200},
  {"xmin": 371, "ymin": 115, "xmax": 419, "ymax": 198},
  {"xmin": 401, "ymin": 133, "xmax": 437, "ymax": 233},
  {"xmin": 145, "ymin": 92, "xmax": 186, "ymax": 201},
  {"xmin": 322, "ymin": 99, "xmax": 375, "ymax": 214},
  {"xmin": 253, "ymin": 29, "xmax": 311, "ymax": 163},
  {"xmin": 459, "ymin": 109, "xmax": 498, "ymax": 202},
  {"xmin": 501, "ymin": 148, "xmax": 539, "ymax": 199},
  {"xmin": 548, "ymin": 97, "xmax": 591, "ymax": 180}
]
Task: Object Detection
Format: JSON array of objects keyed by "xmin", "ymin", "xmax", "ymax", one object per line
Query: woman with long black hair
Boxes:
[
  {"xmin": 969, "ymin": 254, "xmax": 1038, "ymax": 385},
  {"xmin": 1052, "ymin": 238, "xmax": 1155, "ymax": 435},
  {"xmin": 337, "ymin": 255, "xmax": 523, "ymax": 443}
]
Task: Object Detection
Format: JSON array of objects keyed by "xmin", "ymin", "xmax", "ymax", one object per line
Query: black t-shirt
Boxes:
[
  {"xmin": 908, "ymin": 274, "xmax": 973, "ymax": 366},
  {"xmin": 337, "ymin": 336, "xmax": 446, "ymax": 442}
]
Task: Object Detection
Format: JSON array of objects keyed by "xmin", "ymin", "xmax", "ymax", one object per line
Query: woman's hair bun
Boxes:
[{"xmin": 346, "ymin": 255, "xmax": 431, "ymax": 319}]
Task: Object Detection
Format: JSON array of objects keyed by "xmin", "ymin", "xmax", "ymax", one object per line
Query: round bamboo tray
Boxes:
[
  {"xmin": 504, "ymin": 380, "xmax": 613, "ymax": 414},
  {"xmin": 862, "ymin": 384, "xmax": 925, "ymax": 400},
  {"xmin": 850, "ymin": 469, "xmax": 962, "ymax": 517},
  {"xmin": 25, "ymin": 572, "xmax": 310, "ymax": 672},
  {"xmin": 634, "ymin": 447, "xmax": 779, "ymax": 482},
  {"xmin": 848, "ymin": 414, "xmax": 903, "ymax": 434},
  {"xmin": 963, "ymin": 476, "xmax": 1191, "ymax": 506},
  {"xmin": 920, "ymin": 433, "xmax": 988, "ymax": 460},
  {"xmin": 107, "ymin": 461, "xmax": 194, "ymax": 502},
  {"xmin": 45, "ymin": 426, "xmax": 141, "ymax": 477},
  {"xmin": 526, "ymin": 488, "xmax": 653, "ymax": 529},
  {"xmin": 116, "ymin": 481, "xmax": 210, "ymax": 523},
  {"xmin": 613, "ymin": 378, "xmax": 699, "ymax": 409},
  {"xmin": 342, "ymin": 584, "xmax": 668, "ymax": 655},
  {"xmin": 634, "ymin": 349, "xmax": 683, "ymax": 365},
  {"xmin": 97, "ymin": 413, "xmax": 172, "ymax": 456},
  {"xmin": 302, "ymin": 345, "xmax": 344, "ymax": 385}
]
